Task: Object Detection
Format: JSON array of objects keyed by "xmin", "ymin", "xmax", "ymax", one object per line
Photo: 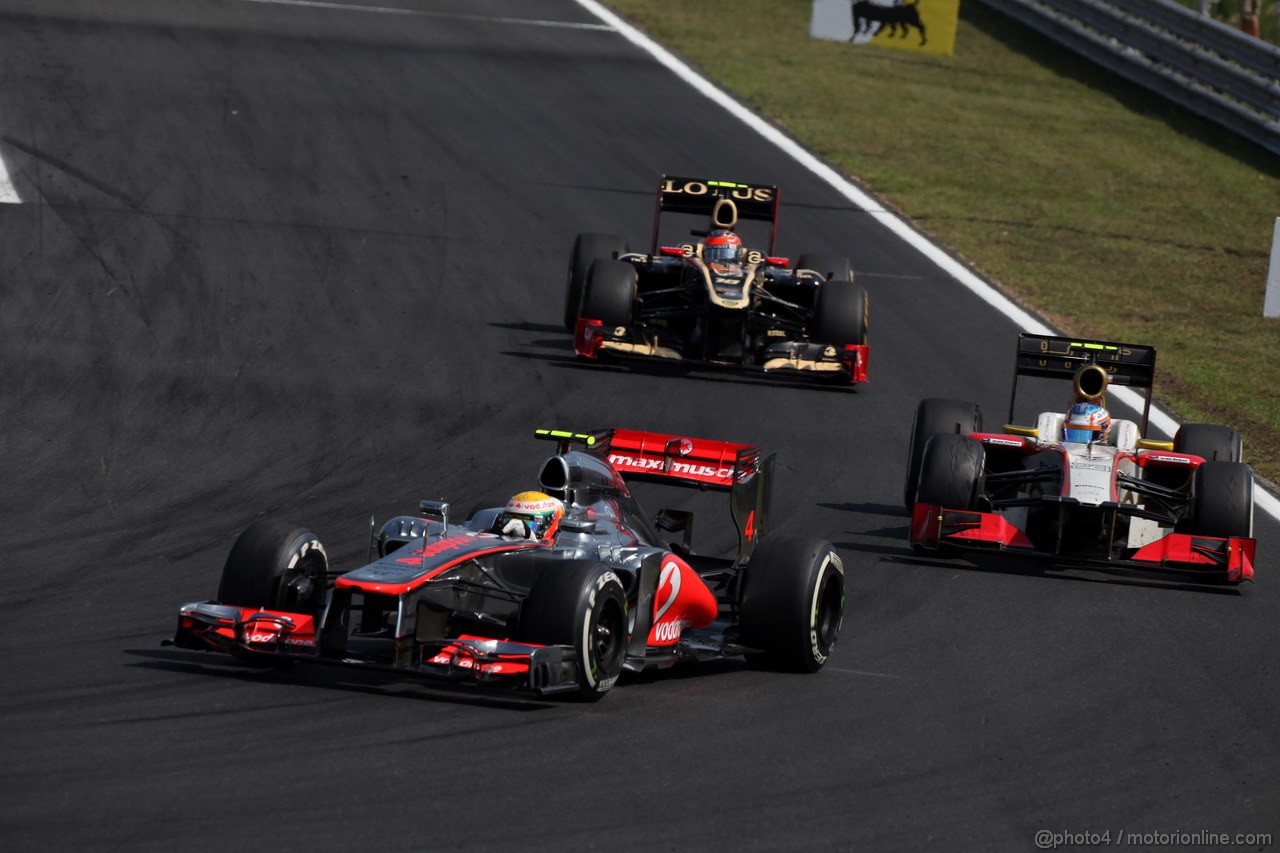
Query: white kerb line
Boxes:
[
  {"xmin": 0, "ymin": 147, "xmax": 21, "ymax": 203},
  {"xmin": 1264, "ymin": 217, "xmax": 1280, "ymax": 319}
]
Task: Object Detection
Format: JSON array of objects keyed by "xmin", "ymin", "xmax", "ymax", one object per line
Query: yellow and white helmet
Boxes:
[{"xmin": 496, "ymin": 491, "xmax": 564, "ymax": 541}]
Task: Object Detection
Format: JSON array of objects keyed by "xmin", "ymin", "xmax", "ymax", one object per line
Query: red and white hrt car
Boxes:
[{"xmin": 904, "ymin": 334, "xmax": 1256, "ymax": 583}]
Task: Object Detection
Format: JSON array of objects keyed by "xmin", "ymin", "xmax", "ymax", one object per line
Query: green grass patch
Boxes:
[{"xmin": 605, "ymin": 0, "xmax": 1280, "ymax": 484}]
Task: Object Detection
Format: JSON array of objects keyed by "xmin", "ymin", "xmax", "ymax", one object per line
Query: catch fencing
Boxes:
[{"xmin": 979, "ymin": 0, "xmax": 1280, "ymax": 155}]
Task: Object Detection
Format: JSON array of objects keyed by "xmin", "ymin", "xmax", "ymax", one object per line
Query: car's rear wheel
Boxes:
[
  {"xmin": 739, "ymin": 535, "xmax": 845, "ymax": 673},
  {"xmin": 797, "ymin": 253, "xmax": 853, "ymax": 283},
  {"xmin": 812, "ymin": 279, "xmax": 868, "ymax": 346},
  {"xmin": 581, "ymin": 258, "xmax": 636, "ymax": 328},
  {"xmin": 904, "ymin": 398, "xmax": 984, "ymax": 510},
  {"xmin": 1186, "ymin": 461, "xmax": 1254, "ymax": 539},
  {"xmin": 565, "ymin": 233, "xmax": 627, "ymax": 330},
  {"xmin": 218, "ymin": 519, "xmax": 329, "ymax": 615},
  {"xmin": 520, "ymin": 561, "xmax": 628, "ymax": 701},
  {"xmin": 1174, "ymin": 423, "xmax": 1243, "ymax": 463}
]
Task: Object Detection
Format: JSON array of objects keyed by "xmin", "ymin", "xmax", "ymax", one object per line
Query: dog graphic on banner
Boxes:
[
  {"xmin": 809, "ymin": 0, "xmax": 959, "ymax": 56},
  {"xmin": 852, "ymin": 0, "xmax": 927, "ymax": 46}
]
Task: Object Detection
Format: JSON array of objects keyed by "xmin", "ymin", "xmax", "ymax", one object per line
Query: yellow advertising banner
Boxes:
[{"xmin": 810, "ymin": 0, "xmax": 960, "ymax": 57}]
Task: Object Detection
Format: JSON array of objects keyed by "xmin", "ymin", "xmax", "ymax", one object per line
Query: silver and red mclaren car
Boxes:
[
  {"xmin": 170, "ymin": 428, "xmax": 846, "ymax": 700},
  {"xmin": 903, "ymin": 334, "xmax": 1256, "ymax": 583},
  {"xmin": 565, "ymin": 175, "xmax": 869, "ymax": 385}
]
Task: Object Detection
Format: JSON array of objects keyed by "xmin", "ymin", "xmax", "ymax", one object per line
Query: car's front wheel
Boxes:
[
  {"xmin": 218, "ymin": 519, "xmax": 329, "ymax": 615},
  {"xmin": 565, "ymin": 233, "xmax": 628, "ymax": 330},
  {"xmin": 520, "ymin": 561, "xmax": 628, "ymax": 701}
]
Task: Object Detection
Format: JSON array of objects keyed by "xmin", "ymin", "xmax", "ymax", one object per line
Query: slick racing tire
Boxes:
[
  {"xmin": 218, "ymin": 519, "xmax": 329, "ymax": 616},
  {"xmin": 739, "ymin": 535, "xmax": 844, "ymax": 673},
  {"xmin": 581, "ymin": 259, "xmax": 636, "ymax": 329},
  {"xmin": 520, "ymin": 561, "xmax": 628, "ymax": 701},
  {"xmin": 915, "ymin": 433, "xmax": 985, "ymax": 512},
  {"xmin": 1174, "ymin": 423, "xmax": 1243, "ymax": 463},
  {"xmin": 1187, "ymin": 461, "xmax": 1254, "ymax": 539},
  {"xmin": 904, "ymin": 398, "xmax": 983, "ymax": 510},
  {"xmin": 565, "ymin": 233, "xmax": 627, "ymax": 330},
  {"xmin": 796, "ymin": 253, "xmax": 853, "ymax": 283},
  {"xmin": 812, "ymin": 279, "xmax": 868, "ymax": 348}
]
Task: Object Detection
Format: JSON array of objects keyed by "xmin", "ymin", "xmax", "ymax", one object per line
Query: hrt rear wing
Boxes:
[
  {"xmin": 651, "ymin": 175, "xmax": 780, "ymax": 256},
  {"xmin": 1009, "ymin": 334, "xmax": 1158, "ymax": 433},
  {"xmin": 534, "ymin": 427, "xmax": 773, "ymax": 564}
]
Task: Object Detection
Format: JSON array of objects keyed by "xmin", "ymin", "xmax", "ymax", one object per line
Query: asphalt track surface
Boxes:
[{"xmin": 1, "ymin": 1, "xmax": 1277, "ymax": 850}]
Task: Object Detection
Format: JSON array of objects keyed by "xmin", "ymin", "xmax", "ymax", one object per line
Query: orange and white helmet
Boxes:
[
  {"xmin": 496, "ymin": 491, "xmax": 564, "ymax": 541},
  {"xmin": 1064, "ymin": 402, "xmax": 1111, "ymax": 444}
]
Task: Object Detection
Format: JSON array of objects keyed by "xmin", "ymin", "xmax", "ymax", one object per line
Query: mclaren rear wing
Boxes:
[
  {"xmin": 534, "ymin": 427, "xmax": 773, "ymax": 564},
  {"xmin": 1009, "ymin": 334, "xmax": 1157, "ymax": 433},
  {"xmin": 651, "ymin": 175, "xmax": 780, "ymax": 256}
]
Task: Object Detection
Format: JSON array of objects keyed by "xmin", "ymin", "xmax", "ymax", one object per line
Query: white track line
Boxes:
[
  {"xmin": 0, "ymin": 148, "xmax": 20, "ymax": 203},
  {"xmin": 572, "ymin": 0, "xmax": 1280, "ymax": 522},
  {"xmin": 231, "ymin": 0, "xmax": 612, "ymax": 29}
]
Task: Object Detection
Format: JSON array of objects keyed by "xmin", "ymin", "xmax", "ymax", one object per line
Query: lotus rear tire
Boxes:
[{"xmin": 797, "ymin": 253, "xmax": 853, "ymax": 283}]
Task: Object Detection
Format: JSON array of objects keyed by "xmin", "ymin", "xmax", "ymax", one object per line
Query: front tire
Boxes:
[
  {"xmin": 520, "ymin": 561, "xmax": 628, "ymax": 701},
  {"xmin": 1186, "ymin": 461, "xmax": 1254, "ymax": 539},
  {"xmin": 915, "ymin": 433, "xmax": 985, "ymax": 511},
  {"xmin": 218, "ymin": 519, "xmax": 329, "ymax": 615},
  {"xmin": 581, "ymin": 259, "xmax": 636, "ymax": 329},
  {"xmin": 565, "ymin": 233, "xmax": 627, "ymax": 330},
  {"xmin": 739, "ymin": 535, "xmax": 845, "ymax": 673},
  {"xmin": 904, "ymin": 398, "xmax": 983, "ymax": 510},
  {"xmin": 812, "ymin": 279, "xmax": 868, "ymax": 347}
]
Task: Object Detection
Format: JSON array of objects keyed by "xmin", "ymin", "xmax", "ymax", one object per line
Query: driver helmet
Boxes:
[
  {"xmin": 1063, "ymin": 402, "xmax": 1111, "ymax": 444},
  {"xmin": 704, "ymin": 229, "xmax": 743, "ymax": 263},
  {"xmin": 495, "ymin": 491, "xmax": 564, "ymax": 541}
]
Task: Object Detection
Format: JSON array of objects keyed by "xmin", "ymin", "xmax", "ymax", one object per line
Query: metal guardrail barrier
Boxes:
[{"xmin": 979, "ymin": 0, "xmax": 1280, "ymax": 155}]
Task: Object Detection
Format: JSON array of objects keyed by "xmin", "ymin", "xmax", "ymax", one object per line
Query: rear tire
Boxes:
[
  {"xmin": 915, "ymin": 433, "xmax": 985, "ymax": 511},
  {"xmin": 904, "ymin": 398, "xmax": 983, "ymax": 509},
  {"xmin": 739, "ymin": 535, "xmax": 845, "ymax": 673},
  {"xmin": 812, "ymin": 279, "xmax": 868, "ymax": 346},
  {"xmin": 581, "ymin": 259, "xmax": 636, "ymax": 328},
  {"xmin": 1187, "ymin": 461, "xmax": 1254, "ymax": 538},
  {"xmin": 520, "ymin": 561, "xmax": 628, "ymax": 701},
  {"xmin": 218, "ymin": 519, "xmax": 329, "ymax": 616},
  {"xmin": 797, "ymin": 253, "xmax": 853, "ymax": 283},
  {"xmin": 565, "ymin": 233, "xmax": 627, "ymax": 330},
  {"xmin": 1174, "ymin": 423, "xmax": 1243, "ymax": 463}
]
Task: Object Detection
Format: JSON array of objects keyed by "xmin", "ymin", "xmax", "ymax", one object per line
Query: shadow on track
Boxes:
[
  {"xmin": 875, "ymin": 552, "xmax": 1245, "ymax": 596},
  {"xmin": 128, "ymin": 648, "xmax": 563, "ymax": 711}
]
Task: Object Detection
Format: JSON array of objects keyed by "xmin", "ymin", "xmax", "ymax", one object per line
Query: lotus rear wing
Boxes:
[
  {"xmin": 651, "ymin": 175, "xmax": 780, "ymax": 256},
  {"xmin": 534, "ymin": 427, "xmax": 773, "ymax": 563},
  {"xmin": 1009, "ymin": 334, "xmax": 1157, "ymax": 433}
]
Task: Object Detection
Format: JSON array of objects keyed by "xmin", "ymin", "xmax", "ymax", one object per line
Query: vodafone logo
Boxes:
[{"xmin": 652, "ymin": 620, "xmax": 683, "ymax": 643}]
